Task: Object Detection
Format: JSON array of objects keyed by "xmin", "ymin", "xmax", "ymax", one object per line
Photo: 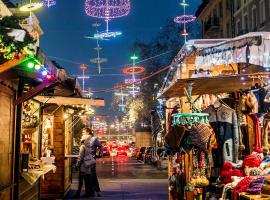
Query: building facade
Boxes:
[
  {"xmin": 233, "ymin": 0, "xmax": 270, "ymax": 36},
  {"xmin": 196, "ymin": 0, "xmax": 270, "ymax": 39},
  {"xmin": 196, "ymin": 0, "xmax": 233, "ymax": 39}
]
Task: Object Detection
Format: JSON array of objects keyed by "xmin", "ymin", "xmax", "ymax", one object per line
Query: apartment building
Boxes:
[
  {"xmin": 233, "ymin": 0, "xmax": 270, "ymax": 36},
  {"xmin": 196, "ymin": 0, "xmax": 270, "ymax": 38}
]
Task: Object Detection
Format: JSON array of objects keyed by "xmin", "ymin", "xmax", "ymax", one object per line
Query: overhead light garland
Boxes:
[
  {"xmin": 85, "ymin": 0, "xmax": 130, "ymax": 39},
  {"xmin": 174, "ymin": 0, "xmax": 196, "ymax": 42}
]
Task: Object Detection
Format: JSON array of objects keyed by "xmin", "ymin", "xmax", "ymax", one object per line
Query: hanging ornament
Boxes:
[
  {"xmin": 174, "ymin": 0, "xmax": 196, "ymax": 43},
  {"xmin": 89, "ymin": 23, "xmax": 108, "ymax": 73},
  {"xmin": 19, "ymin": 0, "xmax": 43, "ymax": 26},
  {"xmin": 85, "ymin": 0, "xmax": 130, "ymax": 39},
  {"xmin": 42, "ymin": 0, "xmax": 56, "ymax": 8}
]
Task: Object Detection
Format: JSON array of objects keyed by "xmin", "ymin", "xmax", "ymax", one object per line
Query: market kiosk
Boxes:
[{"xmin": 158, "ymin": 33, "xmax": 270, "ymax": 200}]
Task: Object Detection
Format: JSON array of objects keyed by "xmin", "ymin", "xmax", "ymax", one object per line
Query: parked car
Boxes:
[
  {"xmin": 137, "ymin": 147, "xmax": 146, "ymax": 160},
  {"xmin": 142, "ymin": 147, "xmax": 153, "ymax": 163},
  {"xmin": 117, "ymin": 146, "xmax": 127, "ymax": 156}
]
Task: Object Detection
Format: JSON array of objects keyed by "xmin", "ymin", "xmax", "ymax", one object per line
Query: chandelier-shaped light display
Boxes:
[
  {"xmin": 85, "ymin": 0, "xmax": 130, "ymax": 39},
  {"xmin": 42, "ymin": 0, "xmax": 56, "ymax": 8},
  {"xmin": 174, "ymin": 0, "xmax": 196, "ymax": 42},
  {"xmin": 85, "ymin": 0, "xmax": 130, "ymax": 20}
]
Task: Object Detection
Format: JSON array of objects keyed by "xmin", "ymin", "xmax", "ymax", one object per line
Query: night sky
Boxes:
[{"xmin": 32, "ymin": 0, "xmax": 201, "ymax": 116}]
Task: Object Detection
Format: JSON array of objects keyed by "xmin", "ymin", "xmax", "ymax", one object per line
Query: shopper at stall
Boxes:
[
  {"xmin": 86, "ymin": 128, "xmax": 102, "ymax": 197},
  {"xmin": 75, "ymin": 134, "xmax": 95, "ymax": 198}
]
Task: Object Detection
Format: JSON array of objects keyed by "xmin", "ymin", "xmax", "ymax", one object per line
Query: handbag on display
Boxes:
[
  {"xmin": 165, "ymin": 125, "xmax": 187, "ymax": 151},
  {"xmin": 188, "ymin": 123, "xmax": 217, "ymax": 153}
]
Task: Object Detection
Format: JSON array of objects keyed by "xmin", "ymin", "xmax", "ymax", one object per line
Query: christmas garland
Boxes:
[{"xmin": 0, "ymin": 15, "xmax": 36, "ymax": 64}]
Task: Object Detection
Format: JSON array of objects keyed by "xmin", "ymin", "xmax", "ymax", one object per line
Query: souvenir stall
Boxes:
[{"xmin": 158, "ymin": 32, "xmax": 270, "ymax": 200}]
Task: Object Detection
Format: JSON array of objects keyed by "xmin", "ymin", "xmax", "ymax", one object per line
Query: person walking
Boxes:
[
  {"xmin": 85, "ymin": 128, "xmax": 102, "ymax": 197},
  {"xmin": 75, "ymin": 134, "xmax": 95, "ymax": 198}
]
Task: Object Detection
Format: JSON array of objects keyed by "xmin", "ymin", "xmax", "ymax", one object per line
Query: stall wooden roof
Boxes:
[
  {"xmin": 35, "ymin": 96, "xmax": 105, "ymax": 107},
  {"xmin": 160, "ymin": 72, "xmax": 270, "ymax": 98}
]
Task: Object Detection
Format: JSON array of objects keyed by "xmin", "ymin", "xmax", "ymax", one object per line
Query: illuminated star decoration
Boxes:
[
  {"xmin": 85, "ymin": 0, "xmax": 130, "ymax": 39},
  {"xmin": 42, "ymin": 0, "xmax": 56, "ymax": 8},
  {"xmin": 174, "ymin": 0, "xmax": 196, "ymax": 42}
]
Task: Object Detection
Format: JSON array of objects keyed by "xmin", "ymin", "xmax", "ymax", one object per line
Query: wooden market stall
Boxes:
[
  {"xmin": 35, "ymin": 96, "xmax": 104, "ymax": 199},
  {"xmin": 158, "ymin": 32, "xmax": 270, "ymax": 200}
]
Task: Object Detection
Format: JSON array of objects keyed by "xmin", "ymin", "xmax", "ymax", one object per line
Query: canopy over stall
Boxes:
[
  {"xmin": 35, "ymin": 96, "xmax": 105, "ymax": 107},
  {"xmin": 159, "ymin": 32, "xmax": 270, "ymax": 98}
]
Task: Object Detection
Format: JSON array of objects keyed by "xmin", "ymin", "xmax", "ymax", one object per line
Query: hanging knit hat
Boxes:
[
  {"xmin": 242, "ymin": 154, "xmax": 262, "ymax": 168},
  {"xmin": 233, "ymin": 177, "xmax": 253, "ymax": 200}
]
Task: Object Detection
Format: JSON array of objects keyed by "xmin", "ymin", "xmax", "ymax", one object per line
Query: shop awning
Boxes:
[
  {"xmin": 159, "ymin": 72, "xmax": 270, "ymax": 98},
  {"xmin": 34, "ymin": 96, "xmax": 105, "ymax": 107}
]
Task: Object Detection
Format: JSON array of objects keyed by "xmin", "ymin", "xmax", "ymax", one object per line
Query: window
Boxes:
[
  {"xmin": 259, "ymin": 0, "xmax": 266, "ymax": 25},
  {"xmin": 252, "ymin": 6, "xmax": 257, "ymax": 30},
  {"xmin": 243, "ymin": 13, "xmax": 248, "ymax": 32}
]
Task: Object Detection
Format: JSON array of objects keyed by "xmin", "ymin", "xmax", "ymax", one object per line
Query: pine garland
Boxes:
[{"xmin": 0, "ymin": 15, "xmax": 36, "ymax": 64}]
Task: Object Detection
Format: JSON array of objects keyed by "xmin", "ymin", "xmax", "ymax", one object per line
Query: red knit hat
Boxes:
[
  {"xmin": 242, "ymin": 154, "xmax": 262, "ymax": 168},
  {"xmin": 220, "ymin": 162, "xmax": 233, "ymax": 184},
  {"xmin": 230, "ymin": 169, "xmax": 245, "ymax": 177}
]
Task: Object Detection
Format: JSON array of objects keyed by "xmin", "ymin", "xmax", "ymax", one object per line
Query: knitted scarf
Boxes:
[{"xmin": 233, "ymin": 176, "xmax": 253, "ymax": 200}]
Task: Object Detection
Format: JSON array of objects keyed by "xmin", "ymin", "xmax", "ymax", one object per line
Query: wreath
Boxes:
[{"xmin": 0, "ymin": 15, "xmax": 36, "ymax": 64}]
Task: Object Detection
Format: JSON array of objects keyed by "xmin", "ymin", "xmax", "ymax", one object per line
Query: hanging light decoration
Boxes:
[
  {"xmin": 84, "ymin": 0, "xmax": 130, "ymax": 39},
  {"xmin": 19, "ymin": 0, "xmax": 43, "ymax": 26},
  {"xmin": 89, "ymin": 23, "xmax": 108, "ymax": 73},
  {"xmin": 42, "ymin": 0, "xmax": 56, "ymax": 8},
  {"xmin": 174, "ymin": 0, "xmax": 196, "ymax": 42}
]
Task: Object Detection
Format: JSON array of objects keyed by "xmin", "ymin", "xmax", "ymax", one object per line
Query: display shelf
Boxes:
[{"xmin": 159, "ymin": 72, "xmax": 270, "ymax": 98}]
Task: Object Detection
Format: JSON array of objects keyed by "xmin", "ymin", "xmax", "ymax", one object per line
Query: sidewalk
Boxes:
[{"xmin": 65, "ymin": 179, "xmax": 168, "ymax": 200}]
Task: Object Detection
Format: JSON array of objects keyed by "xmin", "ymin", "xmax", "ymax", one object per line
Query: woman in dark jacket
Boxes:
[{"xmin": 75, "ymin": 138, "xmax": 95, "ymax": 197}]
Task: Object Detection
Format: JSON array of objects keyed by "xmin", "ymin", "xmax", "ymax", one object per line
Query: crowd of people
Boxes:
[{"xmin": 75, "ymin": 128, "xmax": 102, "ymax": 198}]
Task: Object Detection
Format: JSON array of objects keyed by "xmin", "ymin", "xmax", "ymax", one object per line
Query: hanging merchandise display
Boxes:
[
  {"xmin": 85, "ymin": 0, "xmax": 130, "ymax": 39},
  {"xmin": 158, "ymin": 33, "xmax": 270, "ymax": 200}
]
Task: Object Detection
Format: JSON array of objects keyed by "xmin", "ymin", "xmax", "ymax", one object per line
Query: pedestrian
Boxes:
[
  {"xmin": 75, "ymin": 130, "xmax": 95, "ymax": 198},
  {"xmin": 84, "ymin": 128, "xmax": 102, "ymax": 197}
]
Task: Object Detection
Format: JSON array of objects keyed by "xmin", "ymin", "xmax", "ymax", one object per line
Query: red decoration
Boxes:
[{"xmin": 123, "ymin": 65, "xmax": 145, "ymax": 75}]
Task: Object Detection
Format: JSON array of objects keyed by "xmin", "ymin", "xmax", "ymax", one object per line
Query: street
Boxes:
[{"xmin": 66, "ymin": 156, "xmax": 168, "ymax": 200}]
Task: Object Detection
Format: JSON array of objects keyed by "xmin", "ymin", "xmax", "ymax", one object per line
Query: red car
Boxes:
[{"xmin": 117, "ymin": 147, "xmax": 127, "ymax": 156}]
